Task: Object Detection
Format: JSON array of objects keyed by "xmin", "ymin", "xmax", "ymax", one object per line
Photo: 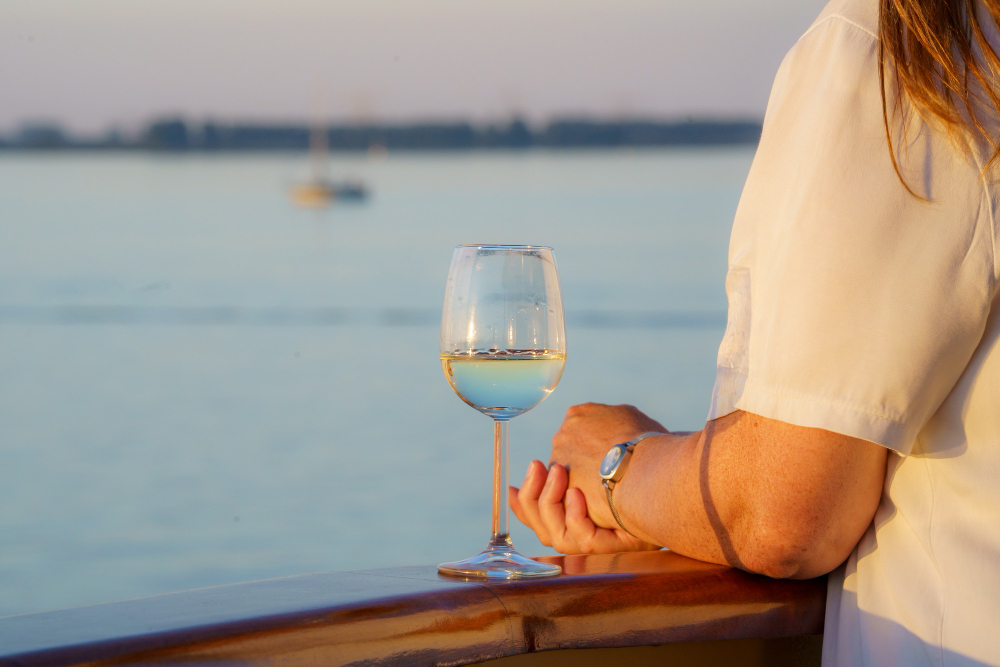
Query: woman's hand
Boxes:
[
  {"xmin": 548, "ymin": 403, "xmax": 668, "ymax": 527},
  {"xmin": 510, "ymin": 460, "xmax": 660, "ymax": 554},
  {"xmin": 509, "ymin": 403, "xmax": 667, "ymax": 554}
]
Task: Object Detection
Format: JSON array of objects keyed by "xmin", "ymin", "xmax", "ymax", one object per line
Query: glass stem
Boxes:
[{"xmin": 490, "ymin": 418, "xmax": 512, "ymax": 548}]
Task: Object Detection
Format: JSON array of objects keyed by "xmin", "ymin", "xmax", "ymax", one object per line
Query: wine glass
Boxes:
[{"xmin": 438, "ymin": 244, "xmax": 566, "ymax": 579}]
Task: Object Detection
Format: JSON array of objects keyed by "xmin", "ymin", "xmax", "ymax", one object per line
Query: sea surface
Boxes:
[{"xmin": 0, "ymin": 148, "xmax": 754, "ymax": 616}]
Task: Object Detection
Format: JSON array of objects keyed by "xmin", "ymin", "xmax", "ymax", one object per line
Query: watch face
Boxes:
[{"xmin": 600, "ymin": 446, "xmax": 623, "ymax": 476}]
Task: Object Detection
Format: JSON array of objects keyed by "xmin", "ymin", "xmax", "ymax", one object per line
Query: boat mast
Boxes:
[{"xmin": 309, "ymin": 86, "xmax": 329, "ymax": 184}]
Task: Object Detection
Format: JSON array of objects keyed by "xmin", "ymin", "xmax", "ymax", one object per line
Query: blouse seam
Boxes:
[
  {"xmin": 730, "ymin": 372, "xmax": 906, "ymax": 423},
  {"xmin": 916, "ymin": 444, "xmax": 946, "ymax": 666},
  {"xmin": 967, "ymin": 149, "xmax": 999, "ymax": 293},
  {"xmin": 874, "ymin": 463, "xmax": 943, "ymax": 665},
  {"xmin": 800, "ymin": 13, "xmax": 878, "ymax": 43}
]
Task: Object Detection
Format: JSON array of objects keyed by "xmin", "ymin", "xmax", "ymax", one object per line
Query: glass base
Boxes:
[{"xmin": 438, "ymin": 541, "xmax": 561, "ymax": 580}]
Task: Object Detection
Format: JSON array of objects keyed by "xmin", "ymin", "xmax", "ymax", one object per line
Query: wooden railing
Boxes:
[{"xmin": 0, "ymin": 551, "xmax": 826, "ymax": 666}]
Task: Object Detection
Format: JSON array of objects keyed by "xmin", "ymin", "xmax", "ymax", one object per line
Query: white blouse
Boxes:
[{"xmin": 707, "ymin": 0, "xmax": 1000, "ymax": 665}]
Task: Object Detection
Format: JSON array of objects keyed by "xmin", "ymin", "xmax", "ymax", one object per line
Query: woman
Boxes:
[{"xmin": 511, "ymin": 0, "xmax": 1000, "ymax": 665}]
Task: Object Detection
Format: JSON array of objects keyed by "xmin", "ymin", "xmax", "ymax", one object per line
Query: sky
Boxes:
[{"xmin": 1, "ymin": 0, "xmax": 826, "ymax": 135}]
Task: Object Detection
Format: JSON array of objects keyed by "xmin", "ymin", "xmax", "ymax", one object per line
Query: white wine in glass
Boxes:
[{"xmin": 438, "ymin": 244, "xmax": 566, "ymax": 579}]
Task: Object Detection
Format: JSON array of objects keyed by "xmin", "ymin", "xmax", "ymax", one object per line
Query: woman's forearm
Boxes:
[{"xmin": 616, "ymin": 411, "xmax": 887, "ymax": 579}]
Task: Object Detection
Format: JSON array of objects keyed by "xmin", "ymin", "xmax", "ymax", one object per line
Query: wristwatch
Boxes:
[{"xmin": 600, "ymin": 432, "xmax": 667, "ymax": 536}]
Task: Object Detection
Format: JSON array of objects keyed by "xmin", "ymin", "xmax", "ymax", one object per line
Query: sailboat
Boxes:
[{"xmin": 289, "ymin": 120, "xmax": 368, "ymax": 208}]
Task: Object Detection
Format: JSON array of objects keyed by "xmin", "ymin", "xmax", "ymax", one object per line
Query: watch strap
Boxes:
[
  {"xmin": 604, "ymin": 480, "xmax": 638, "ymax": 538},
  {"xmin": 630, "ymin": 431, "xmax": 667, "ymax": 449}
]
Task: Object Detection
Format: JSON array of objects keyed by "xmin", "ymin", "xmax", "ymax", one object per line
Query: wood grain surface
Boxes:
[{"xmin": 0, "ymin": 550, "xmax": 826, "ymax": 666}]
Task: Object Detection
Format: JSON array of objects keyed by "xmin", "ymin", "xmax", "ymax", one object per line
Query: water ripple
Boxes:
[{"xmin": 0, "ymin": 305, "xmax": 725, "ymax": 329}]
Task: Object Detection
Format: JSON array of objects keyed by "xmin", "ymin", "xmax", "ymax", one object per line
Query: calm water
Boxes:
[{"xmin": 0, "ymin": 148, "xmax": 753, "ymax": 616}]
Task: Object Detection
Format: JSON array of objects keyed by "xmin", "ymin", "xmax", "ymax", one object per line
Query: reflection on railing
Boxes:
[{"xmin": 0, "ymin": 305, "xmax": 727, "ymax": 329}]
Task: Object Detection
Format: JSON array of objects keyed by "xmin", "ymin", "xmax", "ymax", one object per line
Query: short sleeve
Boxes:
[{"xmin": 707, "ymin": 15, "xmax": 996, "ymax": 454}]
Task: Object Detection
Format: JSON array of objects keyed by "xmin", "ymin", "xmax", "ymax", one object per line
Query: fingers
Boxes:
[
  {"xmin": 563, "ymin": 487, "xmax": 598, "ymax": 553},
  {"xmin": 511, "ymin": 462, "xmax": 647, "ymax": 555},
  {"xmin": 537, "ymin": 464, "xmax": 578, "ymax": 553},
  {"xmin": 510, "ymin": 462, "xmax": 580, "ymax": 553},
  {"xmin": 564, "ymin": 487, "xmax": 623, "ymax": 554},
  {"xmin": 510, "ymin": 460, "xmax": 553, "ymax": 546}
]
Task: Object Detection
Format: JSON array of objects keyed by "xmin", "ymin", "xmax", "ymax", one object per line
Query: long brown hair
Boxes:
[{"xmin": 879, "ymin": 0, "xmax": 1000, "ymax": 195}]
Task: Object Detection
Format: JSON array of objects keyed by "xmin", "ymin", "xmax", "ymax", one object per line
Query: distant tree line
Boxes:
[{"xmin": 0, "ymin": 117, "xmax": 762, "ymax": 152}]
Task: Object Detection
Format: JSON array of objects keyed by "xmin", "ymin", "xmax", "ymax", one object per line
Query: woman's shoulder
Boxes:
[
  {"xmin": 769, "ymin": 0, "xmax": 879, "ymax": 110},
  {"xmin": 806, "ymin": 0, "xmax": 878, "ymax": 41},
  {"xmin": 771, "ymin": 0, "xmax": 880, "ymax": 103}
]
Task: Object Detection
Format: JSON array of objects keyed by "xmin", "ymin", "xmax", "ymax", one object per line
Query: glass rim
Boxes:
[{"xmin": 455, "ymin": 244, "xmax": 553, "ymax": 250}]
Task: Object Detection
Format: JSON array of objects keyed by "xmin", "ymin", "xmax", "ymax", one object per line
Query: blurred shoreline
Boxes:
[{"xmin": 1, "ymin": 116, "xmax": 761, "ymax": 152}]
